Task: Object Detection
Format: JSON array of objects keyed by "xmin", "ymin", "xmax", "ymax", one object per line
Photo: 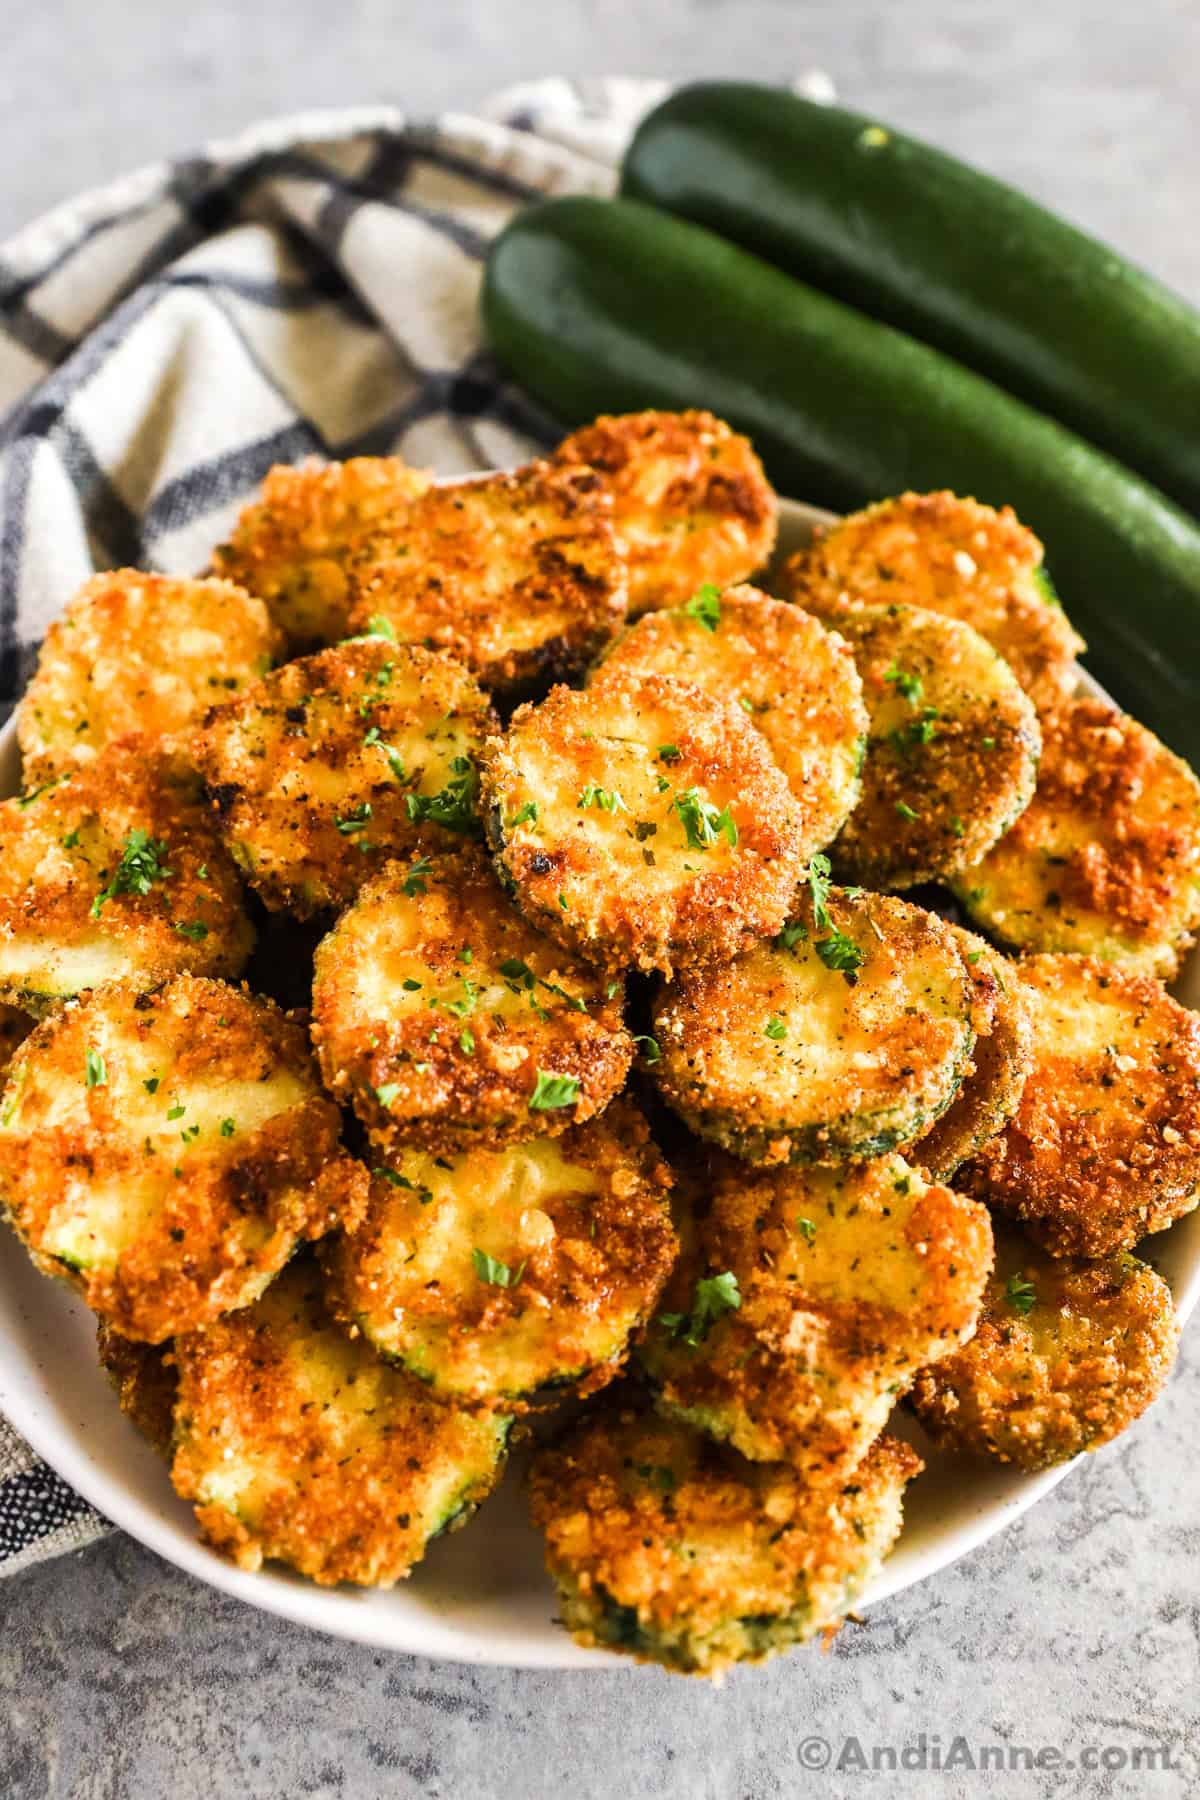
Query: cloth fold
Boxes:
[{"xmin": 0, "ymin": 71, "xmax": 829, "ymax": 1578}]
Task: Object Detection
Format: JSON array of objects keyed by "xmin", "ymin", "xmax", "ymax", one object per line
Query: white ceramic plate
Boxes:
[{"xmin": 1, "ymin": 495, "xmax": 1197, "ymax": 1668}]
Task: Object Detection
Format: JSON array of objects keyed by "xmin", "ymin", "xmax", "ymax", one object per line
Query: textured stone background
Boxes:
[{"xmin": 2, "ymin": 4, "xmax": 1199, "ymax": 1796}]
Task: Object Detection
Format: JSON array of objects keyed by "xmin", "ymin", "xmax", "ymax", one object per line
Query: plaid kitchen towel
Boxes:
[{"xmin": 0, "ymin": 72, "xmax": 833, "ymax": 1579}]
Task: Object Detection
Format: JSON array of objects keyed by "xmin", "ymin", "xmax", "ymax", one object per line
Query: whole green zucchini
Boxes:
[
  {"xmin": 621, "ymin": 82, "xmax": 1200, "ymax": 519},
  {"xmin": 482, "ymin": 195, "xmax": 1200, "ymax": 763}
]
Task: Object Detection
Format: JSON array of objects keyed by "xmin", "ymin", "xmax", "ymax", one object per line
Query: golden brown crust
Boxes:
[
  {"xmin": 652, "ymin": 888, "xmax": 975, "ymax": 1166},
  {"xmin": 914, "ymin": 928, "xmax": 1034, "ymax": 1181},
  {"xmin": 0, "ymin": 745, "xmax": 254, "ymax": 1011},
  {"xmin": 814, "ymin": 602, "xmax": 1041, "ymax": 887},
  {"xmin": 346, "ymin": 461, "xmax": 627, "ymax": 696},
  {"xmin": 96, "ymin": 1322, "xmax": 179, "ymax": 1457},
  {"xmin": 322, "ymin": 1100, "xmax": 677, "ymax": 1405},
  {"xmin": 959, "ymin": 954, "xmax": 1200, "ymax": 1257},
  {"xmin": 590, "ymin": 584, "xmax": 866, "ymax": 854},
  {"xmin": 529, "ymin": 1399, "xmax": 921, "ymax": 1675},
  {"xmin": 552, "ymin": 410, "xmax": 777, "ymax": 617},
  {"xmin": 954, "ymin": 696, "xmax": 1200, "ymax": 980},
  {"xmin": 310, "ymin": 848, "xmax": 633, "ymax": 1156},
  {"xmin": 212, "ymin": 457, "xmax": 434, "ymax": 649},
  {"xmin": 196, "ymin": 639, "xmax": 497, "ymax": 917},
  {"xmin": 16, "ymin": 571, "xmax": 282, "ymax": 787},
  {"xmin": 171, "ymin": 1258, "xmax": 510, "ymax": 1586},
  {"xmin": 0, "ymin": 976, "xmax": 367, "ymax": 1341},
  {"xmin": 781, "ymin": 490, "xmax": 1083, "ymax": 707},
  {"xmin": 482, "ymin": 672, "xmax": 809, "ymax": 978},
  {"xmin": 910, "ymin": 1229, "xmax": 1179, "ymax": 1469},
  {"xmin": 638, "ymin": 1150, "xmax": 992, "ymax": 1478}
]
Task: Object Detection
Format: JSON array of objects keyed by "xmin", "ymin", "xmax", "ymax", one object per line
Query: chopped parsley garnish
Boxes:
[
  {"xmin": 406, "ymin": 757, "xmax": 477, "ymax": 832},
  {"xmin": 673, "ymin": 787, "xmax": 737, "ymax": 851},
  {"xmin": 402, "ymin": 977, "xmax": 422, "ymax": 992},
  {"xmin": 373, "ymin": 1168, "xmax": 433, "ymax": 1203},
  {"xmin": 633, "ymin": 1034, "xmax": 662, "ymax": 1064},
  {"xmin": 363, "ymin": 725, "xmax": 407, "ymax": 782},
  {"xmin": 1006, "ymin": 1273, "xmax": 1037, "ymax": 1317},
  {"xmin": 658, "ymin": 1270, "xmax": 741, "ymax": 1349},
  {"xmin": 505, "ymin": 801, "xmax": 539, "ymax": 829},
  {"xmin": 166, "ymin": 1104, "xmax": 186, "ymax": 1122},
  {"xmin": 894, "ymin": 800, "xmax": 920, "ymax": 822},
  {"xmin": 445, "ymin": 978, "xmax": 479, "ymax": 1019},
  {"xmin": 143, "ymin": 1077, "xmax": 160, "ymax": 1095},
  {"xmin": 335, "ymin": 802, "xmax": 373, "ymax": 836},
  {"xmin": 888, "ymin": 708, "xmax": 939, "ymax": 755},
  {"xmin": 815, "ymin": 929, "xmax": 866, "ymax": 981},
  {"xmin": 219, "ymin": 1118, "xmax": 236, "ymax": 1138},
  {"xmin": 459, "ymin": 1028, "xmax": 475, "ymax": 1055},
  {"xmin": 775, "ymin": 919, "xmax": 808, "ymax": 950},
  {"xmin": 352, "ymin": 614, "xmax": 397, "ymax": 643},
  {"xmin": 657, "ymin": 744, "xmax": 682, "ymax": 764},
  {"xmin": 403, "ymin": 856, "xmax": 433, "ymax": 897},
  {"xmin": 374, "ymin": 1083, "xmax": 401, "ymax": 1108},
  {"xmin": 174, "ymin": 919, "xmax": 209, "ymax": 941},
  {"xmin": 807, "ymin": 852, "xmax": 833, "ymax": 931},
  {"xmin": 577, "ymin": 783, "xmax": 627, "ymax": 814},
  {"xmin": 884, "ymin": 664, "xmax": 923, "ymax": 704},
  {"xmin": 90, "ymin": 830, "xmax": 173, "ymax": 918},
  {"xmin": 764, "ymin": 1015, "xmax": 787, "ymax": 1042},
  {"xmin": 528, "ymin": 1070, "xmax": 580, "ymax": 1112},
  {"xmin": 84, "ymin": 1049, "xmax": 107, "ymax": 1088},
  {"xmin": 472, "ymin": 1248, "xmax": 526, "ymax": 1288},
  {"xmin": 684, "ymin": 583, "xmax": 722, "ymax": 632},
  {"xmin": 796, "ymin": 1217, "xmax": 818, "ymax": 1244},
  {"xmin": 61, "ymin": 829, "xmax": 81, "ymax": 850}
]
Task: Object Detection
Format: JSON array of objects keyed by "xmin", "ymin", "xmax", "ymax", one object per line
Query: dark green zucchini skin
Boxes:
[
  {"xmin": 481, "ymin": 196, "xmax": 1200, "ymax": 764},
  {"xmin": 621, "ymin": 82, "xmax": 1200, "ymax": 520}
]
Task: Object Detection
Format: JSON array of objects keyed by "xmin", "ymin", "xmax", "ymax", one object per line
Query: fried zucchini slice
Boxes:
[
  {"xmin": 483, "ymin": 673, "xmax": 808, "ymax": 977},
  {"xmin": 171, "ymin": 1257, "xmax": 509, "ymax": 1586},
  {"xmin": 16, "ymin": 571, "xmax": 281, "ymax": 787},
  {"xmin": 811, "ymin": 602, "xmax": 1040, "ymax": 887},
  {"xmin": 0, "ymin": 976, "xmax": 367, "ymax": 1341},
  {"xmin": 0, "ymin": 747, "xmax": 253, "ymax": 1013},
  {"xmin": 96, "ymin": 1322, "xmax": 179, "ymax": 1457},
  {"xmin": 910, "ymin": 1227, "xmax": 1179, "ymax": 1470},
  {"xmin": 311, "ymin": 848, "xmax": 632, "ymax": 1155},
  {"xmin": 552, "ymin": 410, "xmax": 777, "ymax": 617},
  {"xmin": 781, "ymin": 491, "xmax": 1083, "ymax": 706},
  {"xmin": 638, "ymin": 1151, "xmax": 991, "ymax": 1475},
  {"xmin": 212, "ymin": 456, "xmax": 434, "ymax": 649},
  {"xmin": 653, "ymin": 884, "xmax": 975, "ymax": 1165},
  {"xmin": 346, "ymin": 461, "xmax": 626, "ymax": 697},
  {"xmin": 196, "ymin": 639, "xmax": 496, "ymax": 918},
  {"xmin": 590, "ymin": 583, "xmax": 866, "ymax": 853},
  {"xmin": 529, "ymin": 1400, "xmax": 922, "ymax": 1676},
  {"xmin": 960, "ymin": 954, "xmax": 1200, "ymax": 1257},
  {"xmin": 322, "ymin": 1102, "xmax": 676, "ymax": 1405},
  {"xmin": 953, "ymin": 696, "xmax": 1200, "ymax": 980},
  {"xmin": 914, "ymin": 928, "xmax": 1033, "ymax": 1181}
]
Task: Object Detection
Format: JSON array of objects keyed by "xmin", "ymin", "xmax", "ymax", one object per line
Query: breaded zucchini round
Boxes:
[
  {"xmin": 483, "ymin": 673, "xmax": 809, "ymax": 977},
  {"xmin": 0, "ymin": 976, "xmax": 367, "ymax": 1341},
  {"xmin": 529, "ymin": 1401, "xmax": 922, "ymax": 1675},
  {"xmin": 96, "ymin": 1322, "xmax": 178, "ymax": 1457},
  {"xmin": 322, "ymin": 1102, "xmax": 676, "ymax": 1405},
  {"xmin": 960, "ymin": 954, "xmax": 1200, "ymax": 1257},
  {"xmin": 16, "ymin": 570, "xmax": 282, "ymax": 786},
  {"xmin": 196, "ymin": 639, "xmax": 496, "ymax": 917},
  {"xmin": 816, "ymin": 603, "xmax": 1040, "ymax": 887},
  {"xmin": 652, "ymin": 885, "xmax": 975, "ymax": 1165},
  {"xmin": 914, "ymin": 928, "xmax": 1033, "ymax": 1181},
  {"xmin": 590, "ymin": 583, "xmax": 866, "ymax": 853},
  {"xmin": 347, "ymin": 462, "xmax": 626, "ymax": 697},
  {"xmin": 637, "ymin": 1151, "xmax": 991, "ymax": 1475},
  {"xmin": 171, "ymin": 1257, "xmax": 509, "ymax": 1586},
  {"xmin": 952, "ymin": 696, "xmax": 1200, "ymax": 980},
  {"xmin": 212, "ymin": 456, "xmax": 433, "ymax": 649},
  {"xmin": 0, "ymin": 747, "xmax": 253, "ymax": 1013},
  {"xmin": 552, "ymin": 410, "xmax": 777, "ymax": 617},
  {"xmin": 310, "ymin": 849, "xmax": 632, "ymax": 1154},
  {"xmin": 910, "ymin": 1228, "xmax": 1179, "ymax": 1470},
  {"xmin": 781, "ymin": 491, "xmax": 1084, "ymax": 706}
]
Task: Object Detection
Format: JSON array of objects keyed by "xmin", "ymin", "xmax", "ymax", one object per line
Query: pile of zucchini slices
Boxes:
[{"xmin": 1, "ymin": 416, "xmax": 1195, "ymax": 1678}]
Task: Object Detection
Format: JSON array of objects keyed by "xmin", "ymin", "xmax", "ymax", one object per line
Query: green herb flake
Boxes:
[
  {"xmin": 684, "ymin": 583, "xmax": 722, "ymax": 632},
  {"xmin": 375, "ymin": 1083, "xmax": 401, "ymax": 1108},
  {"xmin": 796, "ymin": 1217, "xmax": 817, "ymax": 1245},
  {"xmin": 815, "ymin": 929, "xmax": 866, "ymax": 982},
  {"xmin": 406, "ymin": 757, "xmax": 478, "ymax": 833},
  {"xmin": 143, "ymin": 1077, "xmax": 160, "ymax": 1095},
  {"xmin": 577, "ymin": 782, "xmax": 627, "ymax": 815},
  {"xmin": 894, "ymin": 800, "xmax": 920, "ymax": 822},
  {"xmin": 657, "ymin": 744, "xmax": 682, "ymax": 764},
  {"xmin": 672, "ymin": 787, "xmax": 737, "ymax": 851},
  {"xmin": 174, "ymin": 919, "xmax": 209, "ymax": 941},
  {"xmin": 528, "ymin": 1070, "xmax": 581, "ymax": 1112},
  {"xmin": 84, "ymin": 1049, "xmax": 107, "ymax": 1088},
  {"xmin": 335, "ymin": 802, "xmax": 373, "ymax": 836},
  {"xmin": 459, "ymin": 1028, "xmax": 476, "ymax": 1055},
  {"xmin": 884, "ymin": 664, "xmax": 923, "ymax": 704},
  {"xmin": 90, "ymin": 830, "xmax": 173, "ymax": 918},
  {"xmin": 505, "ymin": 801, "xmax": 539, "ymax": 829},
  {"xmin": 166, "ymin": 1104, "xmax": 186, "ymax": 1122},
  {"xmin": 472, "ymin": 1248, "xmax": 526, "ymax": 1288},
  {"xmin": 775, "ymin": 920, "xmax": 808, "ymax": 950},
  {"xmin": 659, "ymin": 1270, "xmax": 741, "ymax": 1349},
  {"xmin": 764, "ymin": 1015, "xmax": 787, "ymax": 1042},
  {"xmin": 219, "ymin": 1118, "xmax": 236, "ymax": 1138},
  {"xmin": 402, "ymin": 977, "xmax": 423, "ymax": 992},
  {"xmin": 403, "ymin": 856, "xmax": 433, "ymax": 897},
  {"xmin": 633, "ymin": 1034, "xmax": 662, "ymax": 1064},
  {"xmin": 1006, "ymin": 1273, "xmax": 1037, "ymax": 1317},
  {"xmin": 807, "ymin": 852, "xmax": 833, "ymax": 931}
]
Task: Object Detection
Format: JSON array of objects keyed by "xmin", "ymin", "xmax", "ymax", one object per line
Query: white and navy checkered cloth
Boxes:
[{"xmin": 0, "ymin": 72, "xmax": 833, "ymax": 1579}]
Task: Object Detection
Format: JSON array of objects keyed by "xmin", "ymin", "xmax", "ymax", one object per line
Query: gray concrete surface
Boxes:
[{"xmin": 2, "ymin": 4, "xmax": 1199, "ymax": 1796}]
